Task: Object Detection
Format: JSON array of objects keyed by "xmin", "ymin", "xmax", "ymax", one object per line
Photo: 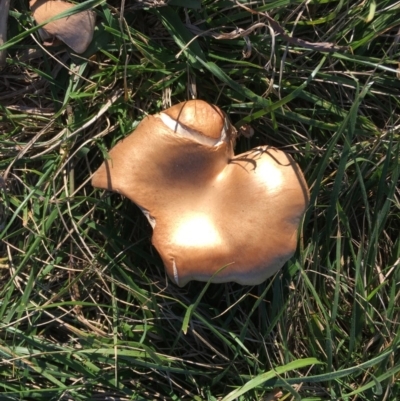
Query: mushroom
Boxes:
[
  {"xmin": 30, "ymin": 0, "xmax": 95, "ymax": 54},
  {"xmin": 92, "ymin": 100, "xmax": 309, "ymax": 286}
]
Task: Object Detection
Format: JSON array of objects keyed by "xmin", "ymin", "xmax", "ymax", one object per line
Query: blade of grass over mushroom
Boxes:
[
  {"xmin": 0, "ymin": 0, "xmax": 104, "ymax": 52},
  {"xmin": 30, "ymin": 0, "xmax": 96, "ymax": 54}
]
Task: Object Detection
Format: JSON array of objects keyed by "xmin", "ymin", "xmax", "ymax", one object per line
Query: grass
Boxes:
[{"xmin": 0, "ymin": 0, "xmax": 399, "ymax": 399}]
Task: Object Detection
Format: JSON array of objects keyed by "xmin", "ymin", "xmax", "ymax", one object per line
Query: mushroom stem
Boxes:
[{"xmin": 0, "ymin": 0, "xmax": 11, "ymax": 68}]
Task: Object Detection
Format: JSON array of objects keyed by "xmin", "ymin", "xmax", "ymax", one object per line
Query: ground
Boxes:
[{"xmin": 0, "ymin": 0, "xmax": 399, "ymax": 400}]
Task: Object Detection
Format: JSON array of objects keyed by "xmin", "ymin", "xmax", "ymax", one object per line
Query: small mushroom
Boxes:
[
  {"xmin": 92, "ymin": 100, "xmax": 309, "ymax": 286},
  {"xmin": 30, "ymin": 0, "xmax": 95, "ymax": 54}
]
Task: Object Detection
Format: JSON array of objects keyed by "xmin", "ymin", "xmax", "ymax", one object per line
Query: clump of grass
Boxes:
[{"xmin": 1, "ymin": 0, "xmax": 399, "ymax": 400}]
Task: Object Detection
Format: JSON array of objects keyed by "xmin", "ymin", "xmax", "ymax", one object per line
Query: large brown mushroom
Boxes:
[
  {"xmin": 92, "ymin": 100, "xmax": 309, "ymax": 286},
  {"xmin": 30, "ymin": 0, "xmax": 95, "ymax": 54}
]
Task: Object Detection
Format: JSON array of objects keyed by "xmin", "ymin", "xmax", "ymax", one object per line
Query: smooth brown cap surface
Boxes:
[
  {"xmin": 92, "ymin": 100, "xmax": 309, "ymax": 286},
  {"xmin": 30, "ymin": 0, "xmax": 95, "ymax": 54},
  {"xmin": 152, "ymin": 147, "xmax": 309, "ymax": 286}
]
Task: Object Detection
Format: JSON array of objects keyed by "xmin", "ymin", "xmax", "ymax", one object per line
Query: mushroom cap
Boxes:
[
  {"xmin": 30, "ymin": 0, "xmax": 95, "ymax": 54},
  {"xmin": 92, "ymin": 100, "xmax": 309, "ymax": 286}
]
